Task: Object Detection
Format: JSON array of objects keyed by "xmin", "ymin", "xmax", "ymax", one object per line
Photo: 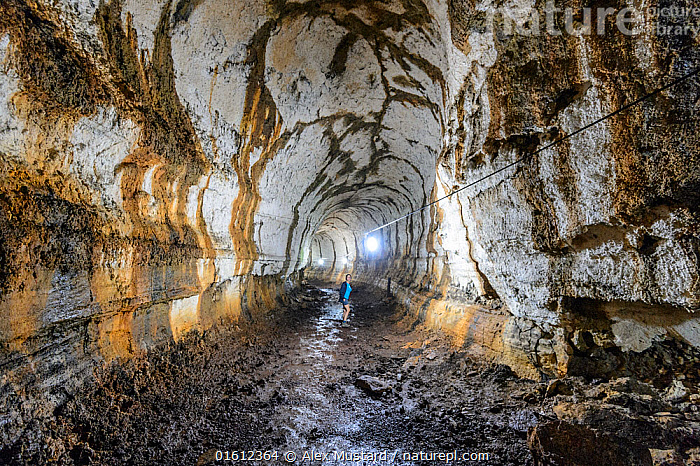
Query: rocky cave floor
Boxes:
[{"xmin": 4, "ymin": 284, "xmax": 700, "ymax": 465}]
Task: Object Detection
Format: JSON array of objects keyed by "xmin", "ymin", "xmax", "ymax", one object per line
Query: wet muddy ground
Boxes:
[{"xmin": 4, "ymin": 283, "xmax": 700, "ymax": 465}]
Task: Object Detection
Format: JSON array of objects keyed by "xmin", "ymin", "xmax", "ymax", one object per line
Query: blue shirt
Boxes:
[{"xmin": 340, "ymin": 282, "xmax": 352, "ymax": 300}]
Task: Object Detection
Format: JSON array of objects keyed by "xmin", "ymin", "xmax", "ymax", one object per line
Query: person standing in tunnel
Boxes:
[{"xmin": 339, "ymin": 274, "xmax": 352, "ymax": 326}]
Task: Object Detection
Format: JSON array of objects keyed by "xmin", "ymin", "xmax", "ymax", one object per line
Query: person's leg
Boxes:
[{"xmin": 343, "ymin": 303, "xmax": 350, "ymax": 321}]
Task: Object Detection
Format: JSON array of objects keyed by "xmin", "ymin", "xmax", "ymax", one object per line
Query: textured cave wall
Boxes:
[
  {"xmin": 433, "ymin": 0, "xmax": 700, "ymax": 379},
  {"xmin": 309, "ymin": 0, "xmax": 700, "ymax": 380}
]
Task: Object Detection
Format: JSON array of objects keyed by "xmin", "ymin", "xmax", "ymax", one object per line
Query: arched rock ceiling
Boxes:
[{"xmin": 164, "ymin": 0, "xmax": 451, "ymax": 264}]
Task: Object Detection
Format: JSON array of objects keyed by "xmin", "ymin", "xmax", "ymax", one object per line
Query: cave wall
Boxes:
[
  {"xmin": 309, "ymin": 0, "xmax": 700, "ymax": 379},
  {"xmin": 432, "ymin": 0, "xmax": 700, "ymax": 379}
]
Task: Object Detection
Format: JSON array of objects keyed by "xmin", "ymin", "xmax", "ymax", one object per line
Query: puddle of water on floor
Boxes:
[
  {"xmin": 298, "ymin": 289, "xmax": 344, "ymax": 366},
  {"xmin": 280, "ymin": 290, "xmax": 399, "ymax": 462},
  {"xmin": 271, "ymin": 289, "xmax": 421, "ymax": 465},
  {"xmin": 239, "ymin": 288, "xmax": 428, "ymax": 465}
]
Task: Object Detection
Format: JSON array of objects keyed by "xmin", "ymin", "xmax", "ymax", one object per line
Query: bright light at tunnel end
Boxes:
[
  {"xmin": 317, "ymin": 258, "xmax": 325, "ymax": 266},
  {"xmin": 342, "ymin": 257, "xmax": 348, "ymax": 265},
  {"xmin": 365, "ymin": 236, "xmax": 379, "ymax": 253}
]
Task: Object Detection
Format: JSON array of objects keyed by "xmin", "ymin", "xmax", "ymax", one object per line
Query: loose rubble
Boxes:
[{"xmin": 2, "ymin": 284, "xmax": 699, "ymax": 465}]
